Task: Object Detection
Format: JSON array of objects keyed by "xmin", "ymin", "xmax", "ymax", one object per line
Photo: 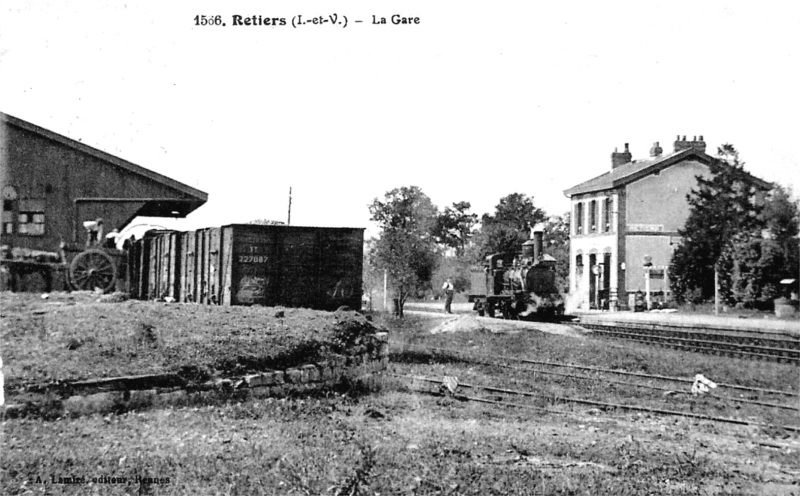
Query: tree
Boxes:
[
  {"xmin": 362, "ymin": 239, "xmax": 385, "ymax": 311},
  {"xmin": 760, "ymin": 185, "xmax": 800, "ymax": 276},
  {"xmin": 718, "ymin": 233, "xmax": 783, "ymax": 308},
  {"xmin": 670, "ymin": 144, "xmax": 771, "ymax": 303},
  {"xmin": 473, "ymin": 193, "xmax": 546, "ymax": 259},
  {"xmin": 368, "ymin": 186, "xmax": 439, "ymax": 317},
  {"xmin": 432, "ymin": 256, "xmax": 472, "ymax": 296},
  {"xmin": 542, "ymin": 214, "xmax": 571, "ymax": 293},
  {"xmin": 368, "ymin": 186, "xmax": 437, "ymax": 234},
  {"xmin": 717, "ymin": 186, "xmax": 800, "ymax": 307},
  {"xmin": 432, "ymin": 201, "xmax": 478, "ymax": 256}
]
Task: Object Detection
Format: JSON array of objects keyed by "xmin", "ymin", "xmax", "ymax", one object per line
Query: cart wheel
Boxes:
[{"xmin": 70, "ymin": 249, "xmax": 117, "ymax": 293}]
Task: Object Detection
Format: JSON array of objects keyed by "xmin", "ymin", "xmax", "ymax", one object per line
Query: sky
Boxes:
[{"xmin": 1, "ymin": 1, "xmax": 799, "ymax": 238}]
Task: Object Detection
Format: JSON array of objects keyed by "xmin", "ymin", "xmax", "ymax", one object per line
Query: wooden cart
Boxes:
[{"xmin": 66, "ymin": 247, "xmax": 122, "ymax": 293}]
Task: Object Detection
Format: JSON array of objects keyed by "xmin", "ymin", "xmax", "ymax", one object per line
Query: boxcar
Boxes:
[{"xmin": 130, "ymin": 224, "xmax": 364, "ymax": 311}]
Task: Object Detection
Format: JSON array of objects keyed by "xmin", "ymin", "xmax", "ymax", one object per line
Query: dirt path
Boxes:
[{"xmin": 421, "ymin": 313, "xmax": 589, "ymax": 339}]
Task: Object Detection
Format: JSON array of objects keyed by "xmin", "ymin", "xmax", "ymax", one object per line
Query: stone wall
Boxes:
[{"xmin": 5, "ymin": 332, "xmax": 389, "ymax": 418}]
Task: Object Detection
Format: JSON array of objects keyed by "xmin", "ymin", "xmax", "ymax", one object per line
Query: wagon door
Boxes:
[
  {"xmin": 179, "ymin": 231, "xmax": 192, "ymax": 302},
  {"xmin": 220, "ymin": 227, "xmax": 234, "ymax": 305},
  {"xmin": 230, "ymin": 225, "xmax": 279, "ymax": 306},
  {"xmin": 199, "ymin": 228, "xmax": 221, "ymax": 304},
  {"xmin": 277, "ymin": 228, "xmax": 319, "ymax": 307},
  {"xmin": 318, "ymin": 229, "xmax": 363, "ymax": 310},
  {"xmin": 187, "ymin": 230, "xmax": 201, "ymax": 302},
  {"xmin": 157, "ymin": 233, "xmax": 175, "ymax": 300},
  {"xmin": 147, "ymin": 235, "xmax": 160, "ymax": 300},
  {"xmin": 167, "ymin": 231, "xmax": 182, "ymax": 300}
]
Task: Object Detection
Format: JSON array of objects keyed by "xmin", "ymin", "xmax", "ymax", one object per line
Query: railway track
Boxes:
[
  {"xmin": 390, "ymin": 372, "xmax": 800, "ymax": 434},
  {"xmin": 396, "ymin": 343, "xmax": 799, "ymax": 400},
  {"xmin": 580, "ymin": 322, "xmax": 800, "ymax": 364},
  {"xmin": 404, "ymin": 308, "xmax": 800, "ymax": 364},
  {"xmin": 390, "ymin": 344, "xmax": 800, "ymax": 433}
]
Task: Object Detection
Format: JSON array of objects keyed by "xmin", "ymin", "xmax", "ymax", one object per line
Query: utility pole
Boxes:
[
  {"xmin": 287, "ymin": 187, "xmax": 292, "ymax": 226},
  {"xmin": 383, "ymin": 269, "xmax": 388, "ymax": 311}
]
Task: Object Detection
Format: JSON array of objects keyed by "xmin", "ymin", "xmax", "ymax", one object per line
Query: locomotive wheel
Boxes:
[
  {"xmin": 70, "ymin": 249, "xmax": 117, "ymax": 293},
  {"xmin": 501, "ymin": 301, "xmax": 513, "ymax": 320}
]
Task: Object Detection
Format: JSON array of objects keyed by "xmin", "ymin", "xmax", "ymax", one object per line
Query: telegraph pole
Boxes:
[{"xmin": 287, "ymin": 187, "xmax": 292, "ymax": 225}]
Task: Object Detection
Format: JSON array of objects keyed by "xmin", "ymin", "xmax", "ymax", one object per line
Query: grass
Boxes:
[
  {"xmin": 1, "ymin": 292, "xmax": 377, "ymax": 389},
  {"xmin": 383, "ymin": 314, "xmax": 797, "ymax": 393},
  {"xmin": 383, "ymin": 314, "xmax": 800, "ymax": 435},
  {"xmin": 2, "ymin": 297, "xmax": 800, "ymax": 495},
  {"xmin": 4, "ymin": 389, "xmax": 798, "ymax": 495}
]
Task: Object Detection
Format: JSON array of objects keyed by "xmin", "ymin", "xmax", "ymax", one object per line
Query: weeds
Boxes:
[
  {"xmin": 133, "ymin": 322, "xmax": 159, "ymax": 348},
  {"xmin": 4, "ymin": 388, "xmax": 793, "ymax": 495},
  {"xmin": 2, "ymin": 296, "xmax": 382, "ymax": 388},
  {"xmin": 3, "ymin": 299, "xmax": 798, "ymax": 495},
  {"xmin": 334, "ymin": 444, "xmax": 377, "ymax": 496}
]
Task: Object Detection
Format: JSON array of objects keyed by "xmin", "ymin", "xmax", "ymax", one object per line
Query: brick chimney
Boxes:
[
  {"xmin": 611, "ymin": 143, "xmax": 632, "ymax": 169},
  {"xmin": 673, "ymin": 134, "xmax": 706, "ymax": 153},
  {"xmin": 649, "ymin": 142, "xmax": 663, "ymax": 157}
]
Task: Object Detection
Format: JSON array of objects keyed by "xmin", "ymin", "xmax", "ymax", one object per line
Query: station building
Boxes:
[
  {"xmin": 563, "ymin": 136, "xmax": 769, "ymax": 311},
  {"xmin": 0, "ymin": 112, "xmax": 207, "ymax": 291}
]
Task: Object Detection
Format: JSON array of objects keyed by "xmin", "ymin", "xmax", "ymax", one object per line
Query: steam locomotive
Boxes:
[{"xmin": 469, "ymin": 225, "xmax": 564, "ymax": 320}]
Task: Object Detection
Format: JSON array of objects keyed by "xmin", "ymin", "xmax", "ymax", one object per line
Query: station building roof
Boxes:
[{"xmin": 563, "ymin": 147, "xmax": 772, "ymax": 197}]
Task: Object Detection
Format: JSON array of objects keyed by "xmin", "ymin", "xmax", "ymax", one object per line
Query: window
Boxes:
[
  {"xmin": 2, "ymin": 186, "xmax": 17, "ymax": 234},
  {"xmin": 18, "ymin": 199, "xmax": 45, "ymax": 236},
  {"xmin": 589, "ymin": 200, "xmax": 597, "ymax": 232},
  {"xmin": 2, "ymin": 206, "xmax": 14, "ymax": 234},
  {"xmin": 575, "ymin": 202, "xmax": 584, "ymax": 235},
  {"xmin": 603, "ymin": 197, "xmax": 612, "ymax": 232}
]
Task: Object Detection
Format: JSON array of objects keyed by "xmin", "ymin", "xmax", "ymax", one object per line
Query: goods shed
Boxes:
[{"xmin": 0, "ymin": 112, "xmax": 208, "ymax": 292}]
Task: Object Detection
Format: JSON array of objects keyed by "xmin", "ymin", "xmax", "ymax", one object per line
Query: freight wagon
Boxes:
[{"xmin": 128, "ymin": 224, "xmax": 364, "ymax": 311}]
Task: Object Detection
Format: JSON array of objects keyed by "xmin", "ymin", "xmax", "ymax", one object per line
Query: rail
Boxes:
[
  {"xmin": 390, "ymin": 372, "xmax": 800, "ymax": 433},
  {"xmin": 581, "ymin": 323, "xmax": 800, "ymax": 364},
  {"xmin": 390, "ymin": 343, "xmax": 800, "ymax": 435},
  {"xmin": 397, "ymin": 343, "xmax": 799, "ymax": 398}
]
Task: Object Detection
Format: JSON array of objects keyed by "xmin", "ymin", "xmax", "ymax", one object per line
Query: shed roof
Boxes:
[
  {"xmin": 1, "ymin": 112, "xmax": 208, "ymax": 217},
  {"xmin": 563, "ymin": 148, "xmax": 772, "ymax": 197}
]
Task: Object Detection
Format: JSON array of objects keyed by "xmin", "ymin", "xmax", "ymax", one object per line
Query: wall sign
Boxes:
[{"xmin": 628, "ymin": 223, "xmax": 664, "ymax": 233}]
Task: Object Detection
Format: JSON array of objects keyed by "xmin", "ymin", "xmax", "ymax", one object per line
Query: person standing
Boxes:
[{"xmin": 442, "ymin": 278, "xmax": 455, "ymax": 314}]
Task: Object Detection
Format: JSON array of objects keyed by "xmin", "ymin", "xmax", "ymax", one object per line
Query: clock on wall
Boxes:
[{"xmin": 2, "ymin": 185, "xmax": 18, "ymax": 201}]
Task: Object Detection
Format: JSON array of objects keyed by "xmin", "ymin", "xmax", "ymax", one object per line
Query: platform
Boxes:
[{"xmin": 575, "ymin": 310, "xmax": 800, "ymax": 338}]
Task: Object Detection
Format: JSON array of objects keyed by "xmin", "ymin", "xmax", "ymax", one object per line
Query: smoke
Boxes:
[{"xmin": 563, "ymin": 292, "xmax": 582, "ymax": 314}]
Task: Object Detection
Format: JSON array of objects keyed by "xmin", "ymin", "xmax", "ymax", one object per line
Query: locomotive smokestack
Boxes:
[{"xmin": 532, "ymin": 223, "xmax": 545, "ymax": 262}]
